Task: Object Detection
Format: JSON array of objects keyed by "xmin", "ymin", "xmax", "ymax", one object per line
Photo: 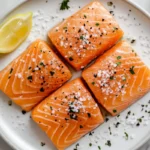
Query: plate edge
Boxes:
[{"xmin": 0, "ymin": 1, "xmax": 150, "ymax": 150}]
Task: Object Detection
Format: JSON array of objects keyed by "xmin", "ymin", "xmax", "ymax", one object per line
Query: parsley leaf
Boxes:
[
  {"xmin": 105, "ymin": 140, "xmax": 111, "ymax": 147},
  {"xmin": 129, "ymin": 66, "xmax": 135, "ymax": 74},
  {"xmin": 124, "ymin": 132, "xmax": 129, "ymax": 140},
  {"xmin": 117, "ymin": 56, "xmax": 122, "ymax": 60},
  {"xmin": 80, "ymin": 35, "xmax": 84, "ymax": 40},
  {"xmin": 92, "ymin": 82, "xmax": 95, "ymax": 85},
  {"xmin": 95, "ymin": 23, "xmax": 100, "ymax": 26},
  {"xmin": 116, "ymin": 62, "xmax": 121, "ymax": 66},
  {"xmin": 60, "ymin": 0, "xmax": 70, "ymax": 10}
]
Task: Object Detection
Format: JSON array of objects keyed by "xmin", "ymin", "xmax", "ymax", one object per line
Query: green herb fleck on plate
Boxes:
[
  {"xmin": 60, "ymin": 0, "xmax": 70, "ymax": 10},
  {"xmin": 105, "ymin": 140, "xmax": 111, "ymax": 147},
  {"xmin": 124, "ymin": 132, "xmax": 129, "ymax": 140}
]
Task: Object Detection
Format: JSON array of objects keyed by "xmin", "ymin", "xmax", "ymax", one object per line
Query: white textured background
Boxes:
[{"xmin": 0, "ymin": 0, "xmax": 150, "ymax": 150}]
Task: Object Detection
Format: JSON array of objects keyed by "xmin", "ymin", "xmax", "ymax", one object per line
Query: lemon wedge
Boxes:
[{"xmin": 0, "ymin": 12, "xmax": 32, "ymax": 53}]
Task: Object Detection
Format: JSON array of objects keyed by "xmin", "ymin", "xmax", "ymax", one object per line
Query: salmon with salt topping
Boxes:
[
  {"xmin": 0, "ymin": 39, "xmax": 72, "ymax": 111},
  {"xmin": 32, "ymin": 78, "xmax": 104, "ymax": 150},
  {"xmin": 82, "ymin": 41, "xmax": 150, "ymax": 116},
  {"xmin": 48, "ymin": 0, "xmax": 124, "ymax": 70}
]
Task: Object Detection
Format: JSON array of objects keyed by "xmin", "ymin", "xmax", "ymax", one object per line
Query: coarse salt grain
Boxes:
[{"xmin": 32, "ymin": 58, "xmax": 36, "ymax": 62}]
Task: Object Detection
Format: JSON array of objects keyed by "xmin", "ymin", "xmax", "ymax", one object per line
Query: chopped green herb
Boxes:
[
  {"xmin": 108, "ymin": 127, "xmax": 112, "ymax": 135},
  {"xmin": 60, "ymin": 0, "xmax": 70, "ymax": 10},
  {"xmin": 116, "ymin": 62, "xmax": 121, "ymax": 66},
  {"xmin": 89, "ymin": 143, "xmax": 92, "ymax": 147},
  {"xmin": 124, "ymin": 132, "xmax": 129, "ymax": 140},
  {"xmin": 95, "ymin": 23, "xmax": 100, "ymax": 26},
  {"xmin": 50, "ymin": 106, "xmax": 53, "ymax": 110},
  {"xmin": 69, "ymin": 104, "xmax": 80, "ymax": 113},
  {"xmin": 50, "ymin": 71, "xmax": 55, "ymax": 76},
  {"xmin": 70, "ymin": 114, "xmax": 78, "ymax": 120},
  {"xmin": 98, "ymin": 146, "xmax": 101, "ymax": 150},
  {"xmin": 80, "ymin": 35, "xmax": 84, "ymax": 40},
  {"xmin": 40, "ymin": 62, "xmax": 45, "ymax": 66},
  {"xmin": 10, "ymin": 68, "xmax": 13, "ymax": 74},
  {"xmin": 105, "ymin": 140, "xmax": 111, "ymax": 147},
  {"xmin": 113, "ymin": 109, "xmax": 117, "ymax": 113},
  {"xmin": 84, "ymin": 14, "xmax": 87, "ymax": 18},
  {"xmin": 115, "ymin": 122, "xmax": 120, "ymax": 128},
  {"xmin": 122, "ymin": 85, "xmax": 124, "ymax": 88},
  {"xmin": 107, "ymin": 1, "xmax": 113, "ymax": 6},
  {"xmin": 110, "ymin": 76, "xmax": 114, "ymax": 80},
  {"xmin": 129, "ymin": 66, "xmax": 135, "ymax": 74},
  {"xmin": 69, "ymin": 57, "xmax": 74, "ymax": 61},
  {"xmin": 137, "ymin": 118, "xmax": 142, "ymax": 123},
  {"xmin": 92, "ymin": 82, "xmax": 95, "ymax": 85},
  {"xmin": 117, "ymin": 56, "xmax": 122, "ymax": 60}
]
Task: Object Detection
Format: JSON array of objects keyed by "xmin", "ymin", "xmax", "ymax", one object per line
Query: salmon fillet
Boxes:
[
  {"xmin": 0, "ymin": 39, "xmax": 72, "ymax": 111},
  {"xmin": 32, "ymin": 78, "xmax": 104, "ymax": 150},
  {"xmin": 48, "ymin": 0, "xmax": 124, "ymax": 71},
  {"xmin": 82, "ymin": 41, "xmax": 150, "ymax": 116}
]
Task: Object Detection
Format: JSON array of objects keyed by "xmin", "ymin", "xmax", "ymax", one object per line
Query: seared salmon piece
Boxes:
[
  {"xmin": 0, "ymin": 39, "xmax": 72, "ymax": 111},
  {"xmin": 48, "ymin": 0, "xmax": 124, "ymax": 70},
  {"xmin": 82, "ymin": 41, "xmax": 150, "ymax": 116},
  {"xmin": 32, "ymin": 78, "xmax": 104, "ymax": 150}
]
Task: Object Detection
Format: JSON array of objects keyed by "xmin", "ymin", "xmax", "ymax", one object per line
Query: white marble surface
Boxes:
[{"xmin": 0, "ymin": 0, "xmax": 150, "ymax": 150}]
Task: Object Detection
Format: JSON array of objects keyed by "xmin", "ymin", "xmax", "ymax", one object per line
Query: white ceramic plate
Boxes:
[{"xmin": 0, "ymin": 0, "xmax": 150, "ymax": 150}]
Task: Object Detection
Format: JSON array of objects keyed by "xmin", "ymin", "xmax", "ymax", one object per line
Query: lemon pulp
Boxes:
[{"xmin": 0, "ymin": 12, "xmax": 32, "ymax": 53}]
